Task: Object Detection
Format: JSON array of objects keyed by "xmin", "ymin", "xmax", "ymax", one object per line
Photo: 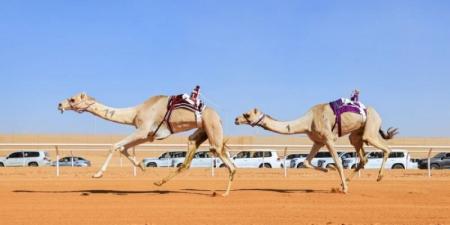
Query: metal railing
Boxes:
[{"xmin": 0, "ymin": 143, "xmax": 448, "ymax": 177}]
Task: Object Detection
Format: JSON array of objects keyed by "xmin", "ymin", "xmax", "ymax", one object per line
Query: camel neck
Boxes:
[
  {"xmin": 86, "ymin": 102, "xmax": 137, "ymax": 125},
  {"xmin": 259, "ymin": 113, "xmax": 312, "ymax": 135}
]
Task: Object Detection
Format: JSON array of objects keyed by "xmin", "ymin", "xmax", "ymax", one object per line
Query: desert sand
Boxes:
[{"xmin": 0, "ymin": 167, "xmax": 449, "ymax": 225}]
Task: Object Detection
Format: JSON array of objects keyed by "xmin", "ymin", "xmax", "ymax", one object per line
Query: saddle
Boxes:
[
  {"xmin": 161, "ymin": 94, "xmax": 206, "ymax": 134},
  {"xmin": 329, "ymin": 98, "xmax": 367, "ymax": 137}
]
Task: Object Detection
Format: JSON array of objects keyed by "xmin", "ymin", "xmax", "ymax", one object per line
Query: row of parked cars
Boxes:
[
  {"xmin": 1, "ymin": 150, "xmax": 449, "ymax": 170},
  {"xmin": 142, "ymin": 149, "xmax": 450, "ymax": 170},
  {"xmin": 0, "ymin": 151, "xmax": 90, "ymax": 167}
]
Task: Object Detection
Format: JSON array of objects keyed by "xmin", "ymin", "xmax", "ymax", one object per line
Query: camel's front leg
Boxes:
[
  {"xmin": 93, "ymin": 130, "xmax": 148, "ymax": 178},
  {"xmin": 325, "ymin": 141, "xmax": 348, "ymax": 193},
  {"xmin": 303, "ymin": 142, "xmax": 328, "ymax": 172},
  {"xmin": 154, "ymin": 129, "xmax": 207, "ymax": 186}
]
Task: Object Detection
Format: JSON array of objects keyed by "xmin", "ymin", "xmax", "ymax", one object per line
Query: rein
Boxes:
[
  {"xmin": 250, "ymin": 113, "xmax": 266, "ymax": 127},
  {"xmin": 69, "ymin": 99, "xmax": 95, "ymax": 113}
]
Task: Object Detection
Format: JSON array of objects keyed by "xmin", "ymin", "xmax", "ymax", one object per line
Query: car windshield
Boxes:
[
  {"xmin": 235, "ymin": 151, "xmax": 251, "ymax": 158},
  {"xmin": 171, "ymin": 152, "xmax": 186, "ymax": 158},
  {"xmin": 341, "ymin": 152, "xmax": 356, "ymax": 159},
  {"xmin": 286, "ymin": 154, "xmax": 307, "ymax": 159},
  {"xmin": 433, "ymin": 152, "xmax": 446, "ymax": 158}
]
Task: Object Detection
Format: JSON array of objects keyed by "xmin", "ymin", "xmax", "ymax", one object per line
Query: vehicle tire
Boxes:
[
  {"xmin": 28, "ymin": 162, "xmax": 39, "ymax": 167},
  {"xmin": 391, "ymin": 164, "xmax": 405, "ymax": 169},
  {"xmin": 431, "ymin": 164, "xmax": 440, "ymax": 170},
  {"xmin": 219, "ymin": 164, "xmax": 226, "ymax": 168},
  {"xmin": 296, "ymin": 162, "xmax": 304, "ymax": 169},
  {"xmin": 351, "ymin": 164, "xmax": 357, "ymax": 169},
  {"xmin": 146, "ymin": 163, "xmax": 157, "ymax": 168},
  {"xmin": 259, "ymin": 163, "xmax": 271, "ymax": 168},
  {"xmin": 0, "ymin": 162, "xmax": 4, "ymax": 167}
]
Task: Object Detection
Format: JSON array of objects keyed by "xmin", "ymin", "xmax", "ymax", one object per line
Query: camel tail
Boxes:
[{"xmin": 379, "ymin": 127, "xmax": 399, "ymax": 140}]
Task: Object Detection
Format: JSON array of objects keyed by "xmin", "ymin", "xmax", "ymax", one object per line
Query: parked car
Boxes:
[
  {"xmin": 232, "ymin": 150, "xmax": 283, "ymax": 168},
  {"xmin": 285, "ymin": 153, "xmax": 308, "ymax": 168},
  {"xmin": 172, "ymin": 151, "xmax": 225, "ymax": 168},
  {"xmin": 0, "ymin": 151, "xmax": 51, "ymax": 167},
  {"xmin": 291, "ymin": 151, "xmax": 344, "ymax": 168},
  {"xmin": 417, "ymin": 152, "xmax": 450, "ymax": 169},
  {"xmin": 318, "ymin": 152, "xmax": 357, "ymax": 169},
  {"xmin": 142, "ymin": 151, "xmax": 186, "ymax": 167},
  {"xmin": 343, "ymin": 149, "xmax": 417, "ymax": 169},
  {"xmin": 51, "ymin": 156, "xmax": 91, "ymax": 167}
]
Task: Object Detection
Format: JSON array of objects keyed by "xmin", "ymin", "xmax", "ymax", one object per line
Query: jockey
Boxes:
[
  {"xmin": 350, "ymin": 89, "xmax": 359, "ymax": 102},
  {"xmin": 190, "ymin": 85, "xmax": 201, "ymax": 106}
]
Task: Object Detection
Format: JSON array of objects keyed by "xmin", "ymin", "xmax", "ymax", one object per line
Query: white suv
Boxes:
[
  {"xmin": 291, "ymin": 151, "xmax": 344, "ymax": 168},
  {"xmin": 0, "ymin": 151, "xmax": 51, "ymax": 167},
  {"xmin": 317, "ymin": 152, "xmax": 356, "ymax": 169},
  {"xmin": 172, "ymin": 151, "xmax": 225, "ymax": 168},
  {"xmin": 342, "ymin": 149, "xmax": 418, "ymax": 169},
  {"xmin": 142, "ymin": 151, "xmax": 186, "ymax": 167},
  {"xmin": 232, "ymin": 150, "xmax": 283, "ymax": 168}
]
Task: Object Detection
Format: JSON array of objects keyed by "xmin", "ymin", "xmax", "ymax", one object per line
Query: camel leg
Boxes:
[
  {"xmin": 363, "ymin": 107, "xmax": 391, "ymax": 182},
  {"xmin": 325, "ymin": 141, "xmax": 348, "ymax": 193},
  {"xmin": 303, "ymin": 142, "xmax": 328, "ymax": 172},
  {"xmin": 120, "ymin": 145, "xmax": 147, "ymax": 172},
  {"xmin": 93, "ymin": 129, "xmax": 149, "ymax": 178},
  {"xmin": 347, "ymin": 144, "xmax": 368, "ymax": 182},
  {"xmin": 364, "ymin": 136, "xmax": 391, "ymax": 182},
  {"xmin": 154, "ymin": 129, "xmax": 207, "ymax": 186},
  {"xmin": 347, "ymin": 132, "xmax": 367, "ymax": 182},
  {"xmin": 215, "ymin": 147, "xmax": 236, "ymax": 197}
]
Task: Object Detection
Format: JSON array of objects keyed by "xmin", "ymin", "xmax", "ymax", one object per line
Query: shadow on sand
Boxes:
[{"xmin": 13, "ymin": 187, "xmax": 333, "ymax": 196}]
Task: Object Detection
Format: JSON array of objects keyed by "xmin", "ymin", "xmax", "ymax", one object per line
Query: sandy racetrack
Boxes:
[{"xmin": 0, "ymin": 167, "xmax": 449, "ymax": 225}]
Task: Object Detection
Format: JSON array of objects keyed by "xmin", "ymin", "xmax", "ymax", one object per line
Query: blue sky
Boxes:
[{"xmin": 0, "ymin": 1, "xmax": 449, "ymax": 136}]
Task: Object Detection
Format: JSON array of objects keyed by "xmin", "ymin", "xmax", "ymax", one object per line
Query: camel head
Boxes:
[
  {"xmin": 235, "ymin": 108, "xmax": 265, "ymax": 127},
  {"xmin": 58, "ymin": 92, "xmax": 96, "ymax": 114}
]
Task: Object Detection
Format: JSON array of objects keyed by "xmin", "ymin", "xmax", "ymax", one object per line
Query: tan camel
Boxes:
[
  {"xmin": 235, "ymin": 103, "xmax": 397, "ymax": 193},
  {"xmin": 58, "ymin": 92, "xmax": 236, "ymax": 196}
]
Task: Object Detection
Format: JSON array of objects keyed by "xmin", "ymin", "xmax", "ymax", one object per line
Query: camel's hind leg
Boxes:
[
  {"xmin": 303, "ymin": 142, "xmax": 327, "ymax": 172},
  {"xmin": 347, "ymin": 132, "xmax": 368, "ymax": 182},
  {"xmin": 203, "ymin": 108, "xmax": 235, "ymax": 197},
  {"xmin": 154, "ymin": 129, "xmax": 207, "ymax": 186},
  {"xmin": 363, "ymin": 107, "xmax": 392, "ymax": 182},
  {"xmin": 214, "ymin": 147, "xmax": 236, "ymax": 197}
]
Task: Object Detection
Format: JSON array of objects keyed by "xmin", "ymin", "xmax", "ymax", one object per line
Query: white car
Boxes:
[
  {"xmin": 0, "ymin": 151, "xmax": 51, "ymax": 167},
  {"xmin": 172, "ymin": 151, "xmax": 224, "ymax": 168},
  {"xmin": 342, "ymin": 149, "xmax": 418, "ymax": 169},
  {"xmin": 317, "ymin": 152, "xmax": 357, "ymax": 169},
  {"xmin": 142, "ymin": 151, "xmax": 186, "ymax": 167},
  {"xmin": 285, "ymin": 153, "xmax": 308, "ymax": 168},
  {"xmin": 232, "ymin": 150, "xmax": 283, "ymax": 168},
  {"xmin": 291, "ymin": 151, "xmax": 344, "ymax": 168}
]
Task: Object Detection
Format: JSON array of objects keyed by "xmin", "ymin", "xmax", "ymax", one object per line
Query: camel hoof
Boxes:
[
  {"xmin": 92, "ymin": 173, "xmax": 103, "ymax": 179},
  {"xmin": 377, "ymin": 175, "xmax": 384, "ymax": 182},
  {"xmin": 154, "ymin": 181, "xmax": 164, "ymax": 186},
  {"xmin": 221, "ymin": 192, "xmax": 230, "ymax": 197}
]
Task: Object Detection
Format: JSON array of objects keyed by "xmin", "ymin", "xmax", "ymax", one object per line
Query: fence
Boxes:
[{"xmin": 0, "ymin": 143, "xmax": 448, "ymax": 177}]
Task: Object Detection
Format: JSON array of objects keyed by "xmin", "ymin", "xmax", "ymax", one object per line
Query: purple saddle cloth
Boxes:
[{"xmin": 329, "ymin": 99, "xmax": 366, "ymax": 137}]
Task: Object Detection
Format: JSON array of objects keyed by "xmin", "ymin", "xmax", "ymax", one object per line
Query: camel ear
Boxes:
[
  {"xmin": 80, "ymin": 92, "xmax": 86, "ymax": 99},
  {"xmin": 253, "ymin": 108, "xmax": 258, "ymax": 114}
]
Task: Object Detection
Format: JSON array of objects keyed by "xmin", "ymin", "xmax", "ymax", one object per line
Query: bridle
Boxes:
[
  {"xmin": 68, "ymin": 98, "xmax": 96, "ymax": 113},
  {"xmin": 248, "ymin": 113, "xmax": 266, "ymax": 127}
]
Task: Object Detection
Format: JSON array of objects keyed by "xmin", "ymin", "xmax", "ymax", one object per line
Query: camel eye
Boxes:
[
  {"xmin": 69, "ymin": 98, "xmax": 75, "ymax": 103},
  {"xmin": 243, "ymin": 114, "xmax": 250, "ymax": 118}
]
